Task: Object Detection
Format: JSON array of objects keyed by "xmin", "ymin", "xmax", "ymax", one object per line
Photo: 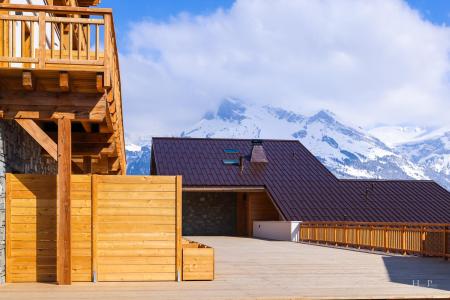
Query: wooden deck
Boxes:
[{"xmin": 1, "ymin": 236, "xmax": 450, "ymax": 299}]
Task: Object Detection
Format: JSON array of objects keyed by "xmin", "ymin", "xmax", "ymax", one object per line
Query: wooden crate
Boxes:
[{"xmin": 182, "ymin": 239, "xmax": 214, "ymax": 281}]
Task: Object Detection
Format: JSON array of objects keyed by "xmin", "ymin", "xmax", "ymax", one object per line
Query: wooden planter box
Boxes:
[{"xmin": 182, "ymin": 239, "xmax": 214, "ymax": 281}]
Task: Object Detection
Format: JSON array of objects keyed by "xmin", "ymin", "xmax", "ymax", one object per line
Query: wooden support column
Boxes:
[
  {"xmin": 175, "ymin": 176, "xmax": 182, "ymax": 281},
  {"xmin": 57, "ymin": 117, "xmax": 72, "ymax": 285}
]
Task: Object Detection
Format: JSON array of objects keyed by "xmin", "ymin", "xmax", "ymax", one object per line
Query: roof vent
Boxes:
[{"xmin": 250, "ymin": 140, "xmax": 268, "ymax": 163}]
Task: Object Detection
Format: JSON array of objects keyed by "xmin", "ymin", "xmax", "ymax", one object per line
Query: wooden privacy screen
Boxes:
[
  {"xmin": 94, "ymin": 175, "xmax": 178, "ymax": 281},
  {"xmin": 6, "ymin": 174, "xmax": 182, "ymax": 283},
  {"xmin": 6, "ymin": 174, "xmax": 91, "ymax": 282}
]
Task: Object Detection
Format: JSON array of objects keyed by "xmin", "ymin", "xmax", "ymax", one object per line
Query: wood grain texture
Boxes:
[
  {"xmin": 57, "ymin": 117, "xmax": 72, "ymax": 285},
  {"xmin": 6, "ymin": 174, "xmax": 91, "ymax": 283},
  {"xmin": 95, "ymin": 175, "xmax": 177, "ymax": 282},
  {"xmin": 182, "ymin": 240, "xmax": 214, "ymax": 281}
]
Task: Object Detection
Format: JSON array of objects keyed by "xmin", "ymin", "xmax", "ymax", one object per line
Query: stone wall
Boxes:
[
  {"xmin": 183, "ymin": 192, "xmax": 237, "ymax": 236},
  {"xmin": 0, "ymin": 120, "xmax": 57, "ymax": 283}
]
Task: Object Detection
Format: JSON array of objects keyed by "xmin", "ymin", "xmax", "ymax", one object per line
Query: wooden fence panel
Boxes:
[
  {"xmin": 6, "ymin": 174, "xmax": 91, "ymax": 283},
  {"xmin": 94, "ymin": 175, "xmax": 179, "ymax": 282}
]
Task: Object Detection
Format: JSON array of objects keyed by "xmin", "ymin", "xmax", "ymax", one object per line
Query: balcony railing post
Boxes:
[
  {"xmin": 38, "ymin": 11, "xmax": 45, "ymax": 69},
  {"xmin": 401, "ymin": 225, "xmax": 406, "ymax": 255},
  {"xmin": 444, "ymin": 226, "xmax": 448, "ymax": 260},
  {"xmin": 103, "ymin": 13, "xmax": 111, "ymax": 88}
]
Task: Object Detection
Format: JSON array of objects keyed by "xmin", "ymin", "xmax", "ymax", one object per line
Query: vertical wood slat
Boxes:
[
  {"xmin": 69, "ymin": 22, "xmax": 73, "ymax": 60},
  {"xmin": 95, "ymin": 24, "xmax": 99, "ymax": 60},
  {"xmin": 51, "ymin": 22, "xmax": 54, "ymax": 59},
  {"xmin": 175, "ymin": 175, "xmax": 182, "ymax": 281},
  {"xmin": 30, "ymin": 20, "xmax": 34, "ymax": 59},
  {"xmin": 78, "ymin": 23, "xmax": 81, "ymax": 59},
  {"xmin": 91, "ymin": 174, "xmax": 98, "ymax": 282},
  {"xmin": 5, "ymin": 174, "xmax": 12, "ymax": 283},
  {"xmin": 57, "ymin": 118, "xmax": 72, "ymax": 285},
  {"xmin": 60, "ymin": 22, "xmax": 63, "ymax": 58},
  {"xmin": 11, "ymin": 19, "xmax": 15, "ymax": 58},
  {"xmin": 38, "ymin": 12, "xmax": 45, "ymax": 68},
  {"xmin": 86, "ymin": 23, "xmax": 90, "ymax": 60}
]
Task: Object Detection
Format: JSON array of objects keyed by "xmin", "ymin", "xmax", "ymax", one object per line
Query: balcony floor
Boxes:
[{"xmin": 1, "ymin": 236, "xmax": 450, "ymax": 299}]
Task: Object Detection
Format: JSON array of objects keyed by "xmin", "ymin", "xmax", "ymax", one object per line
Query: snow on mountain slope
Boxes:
[
  {"xmin": 125, "ymin": 98, "xmax": 450, "ymax": 192},
  {"xmin": 180, "ymin": 98, "xmax": 427, "ymax": 180},
  {"xmin": 368, "ymin": 126, "xmax": 429, "ymax": 147},
  {"xmin": 396, "ymin": 132, "xmax": 450, "ymax": 191}
]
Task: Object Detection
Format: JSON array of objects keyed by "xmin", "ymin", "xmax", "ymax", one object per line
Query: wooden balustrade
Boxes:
[
  {"xmin": 299, "ymin": 221, "xmax": 450, "ymax": 259},
  {"xmin": 0, "ymin": 3, "xmax": 115, "ymax": 77}
]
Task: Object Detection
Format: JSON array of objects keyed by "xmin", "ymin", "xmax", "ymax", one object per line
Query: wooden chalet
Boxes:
[{"xmin": 0, "ymin": 0, "xmax": 125, "ymax": 285}]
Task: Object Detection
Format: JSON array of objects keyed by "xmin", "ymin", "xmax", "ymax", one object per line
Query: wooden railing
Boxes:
[
  {"xmin": 0, "ymin": 4, "xmax": 114, "ymax": 80},
  {"xmin": 0, "ymin": 3, "xmax": 126, "ymax": 170},
  {"xmin": 299, "ymin": 221, "xmax": 450, "ymax": 259}
]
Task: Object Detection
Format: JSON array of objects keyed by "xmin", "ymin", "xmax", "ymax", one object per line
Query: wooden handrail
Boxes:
[
  {"xmin": 299, "ymin": 221, "xmax": 450, "ymax": 260},
  {"xmin": 0, "ymin": 3, "xmax": 112, "ymax": 15}
]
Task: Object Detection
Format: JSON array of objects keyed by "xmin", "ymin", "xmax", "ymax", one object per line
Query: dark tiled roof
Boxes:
[{"xmin": 152, "ymin": 137, "xmax": 450, "ymax": 223}]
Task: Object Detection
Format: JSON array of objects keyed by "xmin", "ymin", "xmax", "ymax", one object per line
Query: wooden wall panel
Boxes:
[
  {"xmin": 6, "ymin": 174, "xmax": 91, "ymax": 283},
  {"xmin": 246, "ymin": 192, "xmax": 280, "ymax": 236},
  {"xmin": 94, "ymin": 175, "xmax": 178, "ymax": 282}
]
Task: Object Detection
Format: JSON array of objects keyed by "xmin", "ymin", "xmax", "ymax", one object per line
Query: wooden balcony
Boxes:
[{"xmin": 0, "ymin": 3, "xmax": 126, "ymax": 175}]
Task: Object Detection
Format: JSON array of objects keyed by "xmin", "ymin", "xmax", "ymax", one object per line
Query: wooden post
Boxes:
[
  {"xmin": 103, "ymin": 14, "xmax": 111, "ymax": 88},
  {"xmin": 369, "ymin": 226, "xmax": 373, "ymax": 251},
  {"xmin": 57, "ymin": 117, "xmax": 71, "ymax": 285},
  {"xmin": 91, "ymin": 175, "xmax": 98, "ymax": 282},
  {"xmin": 384, "ymin": 227, "xmax": 388, "ymax": 253},
  {"xmin": 38, "ymin": 12, "xmax": 45, "ymax": 69},
  {"xmin": 444, "ymin": 226, "xmax": 448, "ymax": 260},
  {"xmin": 401, "ymin": 225, "xmax": 406, "ymax": 255},
  {"xmin": 175, "ymin": 176, "xmax": 182, "ymax": 281}
]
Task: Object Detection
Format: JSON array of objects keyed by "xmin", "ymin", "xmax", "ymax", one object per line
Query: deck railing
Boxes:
[
  {"xmin": 0, "ymin": 4, "xmax": 114, "ymax": 81},
  {"xmin": 299, "ymin": 221, "xmax": 449, "ymax": 259},
  {"xmin": 0, "ymin": 3, "xmax": 126, "ymax": 170}
]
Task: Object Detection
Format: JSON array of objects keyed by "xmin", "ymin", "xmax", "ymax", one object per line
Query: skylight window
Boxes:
[
  {"xmin": 224, "ymin": 149, "xmax": 240, "ymax": 154},
  {"xmin": 223, "ymin": 159, "xmax": 240, "ymax": 165}
]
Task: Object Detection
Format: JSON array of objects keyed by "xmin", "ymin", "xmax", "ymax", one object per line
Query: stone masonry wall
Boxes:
[
  {"xmin": 183, "ymin": 192, "xmax": 237, "ymax": 236},
  {"xmin": 0, "ymin": 120, "xmax": 57, "ymax": 283}
]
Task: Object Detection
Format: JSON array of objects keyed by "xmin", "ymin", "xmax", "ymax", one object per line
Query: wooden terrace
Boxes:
[{"xmin": 1, "ymin": 236, "xmax": 450, "ymax": 300}]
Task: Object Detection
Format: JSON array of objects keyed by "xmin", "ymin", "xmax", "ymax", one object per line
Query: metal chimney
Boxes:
[{"xmin": 250, "ymin": 139, "xmax": 268, "ymax": 163}]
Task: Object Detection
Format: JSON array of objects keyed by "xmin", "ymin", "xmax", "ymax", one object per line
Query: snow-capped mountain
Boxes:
[
  {"xmin": 125, "ymin": 98, "xmax": 449, "ymax": 191},
  {"xmin": 396, "ymin": 132, "xmax": 450, "ymax": 191}
]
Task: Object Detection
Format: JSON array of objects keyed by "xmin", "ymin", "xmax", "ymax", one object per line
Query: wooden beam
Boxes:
[
  {"xmin": 72, "ymin": 143, "xmax": 115, "ymax": 157},
  {"xmin": 92, "ymin": 155, "xmax": 108, "ymax": 174},
  {"xmin": 108, "ymin": 157, "xmax": 120, "ymax": 172},
  {"xmin": 22, "ymin": 71, "xmax": 33, "ymax": 91},
  {"xmin": 0, "ymin": 91, "xmax": 107, "ymax": 121},
  {"xmin": 15, "ymin": 119, "xmax": 58, "ymax": 160},
  {"xmin": 59, "ymin": 72, "xmax": 70, "ymax": 92},
  {"xmin": 96, "ymin": 73, "xmax": 104, "ymax": 93},
  {"xmin": 57, "ymin": 117, "xmax": 71, "ymax": 285},
  {"xmin": 81, "ymin": 121, "xmax": 92, "ymax": 133},
  {"xmin": 48, "ymin": 132, "xmax": 113, "ymax": 144}
]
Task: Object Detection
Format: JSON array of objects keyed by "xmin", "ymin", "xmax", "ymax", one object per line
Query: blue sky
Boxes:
[
  {"xmin": 102, "ymin": 0, "xmax": 450, "ymax": 137},
  {"xmin": 100, "ymin": 0, "xmax": 234, "ymax": 46},
  {"xmin": 102, "ymin": 0, "xmax": 449, "ymax": 37}
]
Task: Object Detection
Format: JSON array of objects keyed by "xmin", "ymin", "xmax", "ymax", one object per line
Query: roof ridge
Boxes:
[
  {"xmin": 152, "ymin": 137, "xmax": 301, "ymax": 142},
  {"xmin": 339, "ymin": 179, "xmax": 436, "ymax": 183}
]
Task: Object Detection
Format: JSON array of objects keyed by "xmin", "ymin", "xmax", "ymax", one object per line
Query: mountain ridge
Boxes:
[{"xmin": 126, "ymin": 98, "xmax": 449, "ymax": 192}]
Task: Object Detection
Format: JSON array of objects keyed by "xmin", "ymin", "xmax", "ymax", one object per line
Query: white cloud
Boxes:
[{"xmin": 120, "ymin": 0, "xmax": 450, "ymax": 137}]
